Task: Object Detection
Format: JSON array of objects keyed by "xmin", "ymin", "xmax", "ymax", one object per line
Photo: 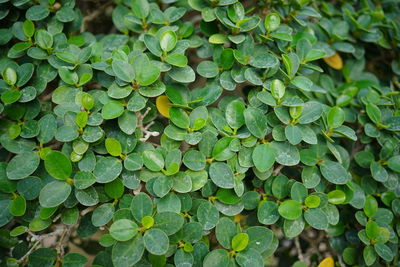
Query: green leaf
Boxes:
[
  {"xmin": 374, "ymin": 243, "xmax": 394, "ymax": 262},
  {"xmin": 75, "ymin": 187, "xmax": 99, "ymax": 206},
  {"xmin": 225, "ymin": 100, "xmax": 245, "ymax": 129},
  {"xmin": 160, "ymin": 31, "xmax": 177, "ymax": 52},
  {"xmin": 29, "ymin": 217, "xmax": 51, "ymax": 232},
  {"xmin": 366, "ymin": 103, "xmax": 381, "ymax": 123},
  {"xmin": 285, "ymin": 125, "xmax": 302, "ymax": 145},
  {"xmin": 304, "ymin": 195, "xmax": 320, "ymax": 208},
  {"xmin": 364, "ymin": 195, "xmax": 378, "ymax": 218},
  {"xmin": 290, "ymin": 76, "xmax": 313, "ymax": 91},
  {"xmin": 197, "ymin": 61, "xmax": 219, "ymax": 78},
  {"xmin": 139, "ymin": 216, "xmax": 153, "ymax": 230},
  {"xmin": 273, "ymin": 142, "xmax": 300, "ymax": 166},
  {"xmin": 252, "ymin": 144, "xmax": 276, "ymax": 172},
  {"xmin": 112, "ymin": 59, "xmax": 135, "ymax": 82},
  {"xmin": 216, "ymin": 217, "xmax": 237, "ymax": 249},
  {"xmin": 165, "ymin": 54, "xmax": 188, "ymax": 67},
  {"xmin": 168, "ymin": 66, "xmax": 196, "ymax": 83},
  {"xmin": 278, "ymin": 200, "xmax": 302, "ymax": 220},
  {"xmin": 363, "ymin": 246, "xmax": 377, "ymax": 266},
  {"xmin": 62, "ymin": 253, "xmax": 88, "ymax": 267},
  {"xmin": 142, "ymin": 150, "xmax": 164, "ymax": 172},
  {"xmin": 319, "ymin": 160, "xmax": 350, "ymax": 185},
  {"xmin": 236, "ymin": 248, "xmax": 264, "ymax": 267},
  {"xmin": 327, "ymin": 190, "xmax": 346, "ymax": 204},
  {"xmin": 130, "ymin": 193, "xmax": 153, "ymax": 222},
  {"xmin": 6, "ymin": 151, "xmax": 40, "ymax": 180},
  {"xmin": 94, "ymin": 157, "xmax": 122, "ymax": 183},
  {"xmin": 112, "ymin": 235, "xmax": 145, "ymax": 267},
  {"xmin": 365, "ymin": 220, "xmax": 379, "ymax": 240},
  {"xmin": 297, "ymin": 101, "xmax": 322, "ymax": 124},
  {"xmin": 144, "ymin": 228, "xmax": 169, "ymax": 255},
  {"xmin": 209, "ymin": 162, "xmax": 234, "ymax": 189},
  {"xmin": 39, "ymin": 181, "xmax": 71, "ymax": 208},
  {"xmin": 327, "ymin": 106, "xmax": 345, "ymax": 129},
  {"xmin": 124, "ymin": 153, "xmax": 143, "ymax": 171},
  {"xmin": 144, "ymin": 34, "xmax": 162, "ymax": 57},
  {"xmin": 92, "ymin": 203, "xmax": 114, "ymax": 227},
  {"xmin": 387, "ymin": 155, "xmax": 400, "ymax": 173},
  {"xmin": 134, "ymin": 59, "xmax": 160, "ymax": 86},
  {"xmin": 231, "ymin": 233, "xmax": 249, "ymax": 252},
  {"xmin": 1, "ymin": 90, "xmax": 21, "ymax": 104},
  {"xmin": 370, "ymin": 161, "xmax": 388, "ymax": 182},
  {"xmin": 26, "ymin": 5, "xmax": 50, "ymax": 21},
  {"xmin": 209, "ymin": 34, "xmax": 228, "ymax": 44},
  {"xmin": 305, "ymin": 49, "xmax": 326, "ymax": 61},
  {"xmin": 245, "ymin": 226, "xmax": 274, "ymax": 253},
  {"xmin": 244, "ymin": 107, "xmax": 268, "ymax": 138},
  {"xmin": 154, "ymin": 211, "xmax": 184, "ymax": 235},
  {"xmin": 44, "ymin": 151, "xmax": 72, "ymax": 180},
  {"xmin": 169, "ymin": 108, "xmax": 190, "ymax": 129},
  {"xmin": 304, "ymin": 208, "xmax": 328, "ymax": 230},
  {"xmin": 28, "ymin": 248, "xmax": 56, "ymax": 266},
  {"xmin": 264, "ymin": 13, "xmax": 280, "ymax": 32},
  {"xmin": 105, "ymin": 179, "xmax": 124, "ymax": 199},
  {"xmin": 110, "ymin": 219, "xmax": 138, "ymax": 241},
  {"xmin": 257, "ymin": 201, "xmax": 279, "ymax": 225},
  {"xmin": 102, "ymin": 101, "xmax": 125, "ymax": 120},
  {"xmin": 16, "ymin": 177, "xmax": 41, "ymax": 200},
  {"xmin": 250, "ymin": 53, "xmax": 278, "ymax": 68},
  {"xmin": 203, "ymin": 250, "xmax": 230, "ymax": 267},
  {"xmin": 9, "ymin": 195, "xmax": 26, "ymax": 216},
  {"xmin": 131, "ymin": 0, "xmax": 150, "ymax": 19},
  {"xmin": 3, "ymin": 67, "xmax": 17, "ymax": 86},
  {"xmin": 216, "ymin": 189, "xmax": 241, "ymax": 205},
  {"xmin": 270, "ymin": 79, "xmax": 285, "ymax": 100},
  {"xmin": 182, "ymin": 221, "xmax": 203, "ymax": 243},
  {"xmin": 58, "ymin": 67, "xmax": 78, "ymax": 85},
  {"xmin": 118, "ymin": 110, "xmax": 137, "ymax": 135},
  {"xmin": 23, "ymin": 20, "xmax": 35, "ymax": 38},
  {"xmin": 174, "ymin": 249, "xmax": 194, "ymax": 266},
  {"xmin": 197, "ymin": 201, "xmax": 219, "ymax": 230},
  {"xmin": 105, "ymin": 138, "xmax": 122, "ymax": 157},
  {"xmin": 283, "ymin": 217, "xmax": 305, "ymax": 238},
  {"xmin": 183, "ymin": 150, "xmax": 206, "ymax": 171},
  {"xmin": 0, "ymin": 163, "xmax": 16, "ymax": 193},
  {"xmin": 62, "ymin": 208, "xmax": 79, "ymax": 225}
]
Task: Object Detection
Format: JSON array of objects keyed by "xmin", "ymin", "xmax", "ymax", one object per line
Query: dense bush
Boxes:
[{"xmin": 0, "ymin": 0, "xmax": 400, "ymax": 266}]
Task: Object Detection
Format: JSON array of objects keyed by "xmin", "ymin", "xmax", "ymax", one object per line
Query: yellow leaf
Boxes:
[
  {"xmin": 234, "ymin": 214, "xmax": 243, "ymax": 223},
  {"xmin": 323, "ymin": 53, "xmax": 343, "ymax": 70},
  {"xmin": 156, "ymin": 95, "xmax": 171, "ymax": 118},
  {"xmin": 318, "ymin": 257, "xmax": 334, "ymax": 267}
]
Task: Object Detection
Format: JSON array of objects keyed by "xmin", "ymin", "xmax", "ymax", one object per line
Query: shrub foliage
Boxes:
[{"xmin": 0, "ymin": 0, "xmax": 400, "ymax": 266}]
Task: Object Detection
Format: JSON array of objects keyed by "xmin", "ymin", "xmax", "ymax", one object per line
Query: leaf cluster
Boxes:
[{"xmin": 0, "ymin": 0, "xmax": 400, "ymax": 266}]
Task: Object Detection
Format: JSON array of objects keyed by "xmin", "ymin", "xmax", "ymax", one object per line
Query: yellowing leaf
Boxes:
[
  {"xmin": 234, "ymin": 214, "xmax": 243, "ymax": 223},
  {"xmin": 318, "ymin": 257, "xmax": 334, "ymax": 267},
  {"xmin": 156, "ymin": 95, "xmax": 171, "ymax": 118},
  {"xmin": 323, "ymin": 53, "xmax": 343, "ymax": 70}
]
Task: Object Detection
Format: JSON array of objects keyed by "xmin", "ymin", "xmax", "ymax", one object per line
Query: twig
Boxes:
[
  {"xmin": 337, "ymin": 255, "xmax": 345, "ymax": 267},
  {"xmin": 18, "ymin": 241, "xmax": 40, "ymax": 263},
  {"xmin": 56, "ymin": 227, "xmax": 69, "ymax": 257},
  {"xmin": 80, "ymin": 206, "xmax": 96, "ymax": 216},
  {"xmin": 136, "ymin": 107, "xmax": 160, "ymax": 142},
  {"xmin": 52, "ymin": 213, "xmax": 62, "ymax": 223},
  {"xmin": 133, "ymin": 183, "xmax": 143, "ymax": 195},
  {"xmin": 294, "ymin": 236, "xmax": 304, "ymax": 262},
  {"xmin": 27, "ymin": 228, "xmax": 65, "ymax": 242},
  {"xmin": 140, "ymin": 121, "xmax": 160, "ymax": 142},
  {"xmin": 80, "ymin": 1, "xmax": 113, "ymax": 32},
  {"xmin": 273, "ymin": 164, "xmax": 284, "ymax": 176}
]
